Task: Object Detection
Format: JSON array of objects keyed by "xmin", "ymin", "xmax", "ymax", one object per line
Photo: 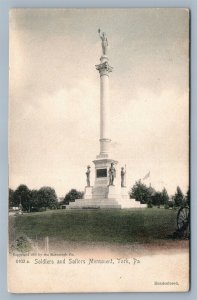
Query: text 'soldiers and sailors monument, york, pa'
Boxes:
[{"xmin": 66, "ymin": 30, "xmax": 146, "ymax": 209}]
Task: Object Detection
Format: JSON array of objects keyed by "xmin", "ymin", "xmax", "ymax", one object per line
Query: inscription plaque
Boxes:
[{"xmin": 96, "ymin": 168, "xmax": 107, "ymax": 178}]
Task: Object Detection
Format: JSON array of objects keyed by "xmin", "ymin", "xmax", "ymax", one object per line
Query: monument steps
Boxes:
[
  {"xmin": 66, "ymin": 197, "xmax": 146, "ymax": 209},
  {"xmin": 66, "ymin": 198, "xmax": 121, "ymax": 209}
]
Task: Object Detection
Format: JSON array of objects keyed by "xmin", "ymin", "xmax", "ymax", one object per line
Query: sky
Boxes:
[{"xmin": 9, "ymin": 8, "xmax": 189, "ymax": 197}]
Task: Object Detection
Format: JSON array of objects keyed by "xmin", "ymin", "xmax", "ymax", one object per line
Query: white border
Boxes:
[{"xmin": 0, "ymin": 0, "xmax": 195, "ymax": 299}]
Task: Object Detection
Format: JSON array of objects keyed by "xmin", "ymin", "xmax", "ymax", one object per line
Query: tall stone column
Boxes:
[
  {"xmin": 96, "ymin": 56, "xmax": 113, "ymax": 157},
  {"xmin": 92, "ymin": 29, "xmax": 117, "ymax": 200}
]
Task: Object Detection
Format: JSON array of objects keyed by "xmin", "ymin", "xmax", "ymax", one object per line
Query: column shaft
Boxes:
[
  {"xmin": 95, "ymin": 57, "xmax": 113, "ymax": 157},
  {"xmin": 100, "ymin": 74, "xmax": 110, "ymax": 140}
]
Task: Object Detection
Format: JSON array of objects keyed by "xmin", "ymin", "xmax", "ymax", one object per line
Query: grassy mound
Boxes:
[{"xmin": 9, "ymin": 208, "xmax": 177, "ymax": 244}]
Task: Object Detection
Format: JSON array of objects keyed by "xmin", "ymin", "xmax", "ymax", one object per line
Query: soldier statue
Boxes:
[
  {"xmin": 109, "ymin": 163, "xmax": 116, "ymax": 186},
  {"xmin": 86, "ymin": 166, "xmax": 91, "ymax": 187},
  {"xmin": 121, "ymin": 167, "xmax": 126, "ymax": 187}
]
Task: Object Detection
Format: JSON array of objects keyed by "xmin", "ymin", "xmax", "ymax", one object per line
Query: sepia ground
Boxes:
[
  {"xmin": 9, "ymin": 208, "xmax": 189, "ymax": 252},
  {"xmin": 8, "ymin": 208, "xmax": 189, "ymax": 292}
]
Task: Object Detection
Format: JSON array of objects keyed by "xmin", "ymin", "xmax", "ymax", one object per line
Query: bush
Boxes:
[
  {"xmin": 129, "ymin": 180, "xmax": 155, "ymax": 204},
  {"xmin": 164, "ymin": 203, "xmax": 169, "ymax": 209},
  {"xmin": 11, "ymin": 235, "xmax": 32, "ymax": 253},
  {"xmin": 168, "ymin": 201, "xmax": 174, "ymax": 209},
  {"xmin": 147, "ymin": 199, "xmax": 153, "ymax": 208},
  {"xmin": 39, "ymin": 207, "xmax": 47, "ymax": 212},
  {"xmin": 63, "ymin": 189, "xmax": 84, "ymax": 204},
  {"xmin": 31, "ymin": 207, "xmax": 39, "ymax": 212}
]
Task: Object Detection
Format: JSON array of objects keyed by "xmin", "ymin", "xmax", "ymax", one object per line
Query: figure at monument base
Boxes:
[{"xmin": 67, "ymin": 161, "xmax": 147, "ymax": 209}]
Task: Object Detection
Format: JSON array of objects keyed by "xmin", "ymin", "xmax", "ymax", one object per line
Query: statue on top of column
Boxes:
[{"xmin": 98, "ymin": 28, "xmax": 108, "ymax": 56}]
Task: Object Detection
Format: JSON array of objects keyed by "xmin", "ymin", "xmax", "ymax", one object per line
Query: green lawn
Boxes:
[{"xmin": 9, "ymin": 208, "xmax": 178, "ymax": 244}]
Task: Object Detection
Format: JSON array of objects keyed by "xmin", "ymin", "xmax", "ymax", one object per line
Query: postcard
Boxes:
[{"xmin": 8, "ymin": 8, "xmax": 189, "ymax": 293}]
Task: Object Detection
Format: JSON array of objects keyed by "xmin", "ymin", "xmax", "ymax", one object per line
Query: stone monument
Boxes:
[{"xmin": 66, "ymin": 30, "xmax": 146, "ymax": 209}]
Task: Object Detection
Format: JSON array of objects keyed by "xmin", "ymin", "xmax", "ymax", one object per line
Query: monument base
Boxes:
[
  {"xmin": 66, "ymin": 185, "xmax": 147, "ymax": 209},
  {"xmin": 84, "ymin": 186, "xmax": 93, "ymax": 199},
  {"xmin": 65, "ymin": 198, "xmax": 121, "ymax": 209},
  {"xmin": 121, "ymin": 186, "xmax": 129, "ymax": 199},
  {"xmin": 108, "ymin": 185, "xmax": 120, "ymax": 199},
  {"xmin": 66, "ymin": 155, "xmax": 147, "ymax": 209},
  {"xmin": 65, "ymin": 198, "xmax": 146, "ymax": 209}
]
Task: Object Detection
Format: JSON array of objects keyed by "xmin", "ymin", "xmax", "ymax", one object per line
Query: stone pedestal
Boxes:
[
  {"xmin": 84, "ymin": 186, "xmax": 93, "ymax": 199},
  {"xmin": 92, "ymin": 158, "xmax": 118, "ymax": 199},
  {"xmin": 108, "ymin": 185, "xmax": 120, "ymax": 199},
  {"xmin": 121, "ymin": 187, "xmax": 129, "ymax": 199}
]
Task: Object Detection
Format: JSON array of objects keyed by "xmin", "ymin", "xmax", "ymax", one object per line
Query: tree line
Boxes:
[
  {"xmin": 129, "ymin": 180, "xmax": 189, "ymax": 208},
  {"xmin": 9, "ymin": 182, "xmax": 189, "ymax": 213},
  {"xmin": 9, "ymin": 185, "xmax": 83, "ymax": 212}
]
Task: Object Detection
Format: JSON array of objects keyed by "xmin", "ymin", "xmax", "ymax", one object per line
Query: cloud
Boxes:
[{"xmin": 9, "ymin": 9, "xmax": 189, "ymax": 196}]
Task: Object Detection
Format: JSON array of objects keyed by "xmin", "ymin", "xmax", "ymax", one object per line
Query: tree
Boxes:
[
  {"xmin": 129, "ymin": 180, "xmax": 154, "ymax": 204},
  {"xmin": 13, "ymin": 185, "xmax": 32, "ymax": 212},
  {"xmin": 151, "ymin": 191, "xmax": 162, "ymax": 207},
  {"xmin": 150, "ymin": 188, "xmax": 169, "ymax": 208},
  {"xmin": 30, "ymin": 189, "xmax": 39, "ymax": 211},
  {"xmin": 9, "ymin": 188, "xmax": 14, "ymax": 208},
  {"xmin": 147, "ymin": 198, "xmax": 153, "ymax": 208},
  {"xmin": 174, "ymin": 186, "xmax": 184, "ymax": 207},
  {"xmin": 36, "ymin": 187, "xmax": 58, "ymax": 210},
  {"xmin": 63, "ymin": 189, "xmax": 84, "ymax": 205},
  {"xmin": 161, "ymin": 188, "xmax": 169, "ymax": 203}
]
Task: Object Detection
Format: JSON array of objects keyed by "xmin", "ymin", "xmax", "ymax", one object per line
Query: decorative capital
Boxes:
[{"xmin": 95, "ymin": 61, "xmax": 113, "ymax": 76}]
